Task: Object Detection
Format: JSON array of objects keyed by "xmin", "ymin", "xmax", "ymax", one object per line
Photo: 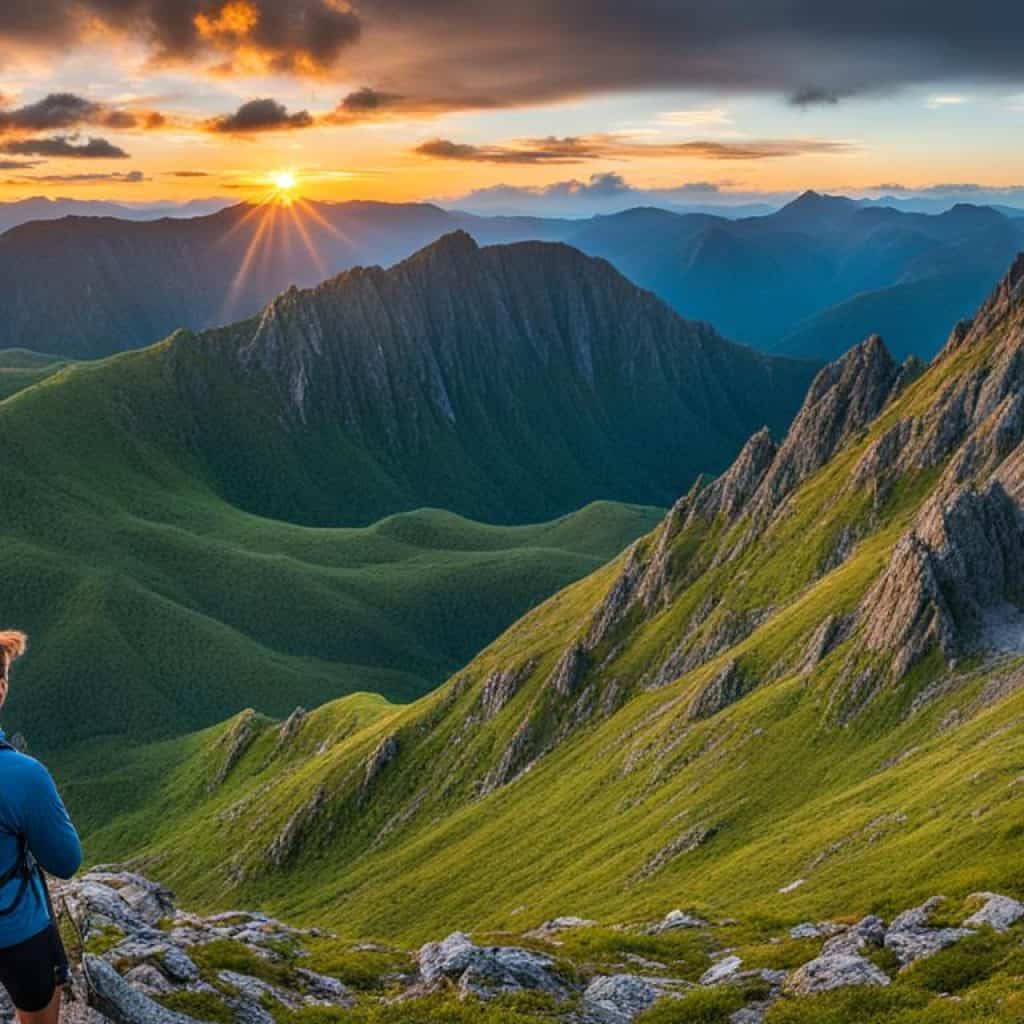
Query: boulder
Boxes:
[
  {"xmin": 884, "ymin": 898, "xmax": 971, "ymax": 965},
  {"xmin": 784, "ymin": 954, "xmax": 890, "ymax": 995},
  {"xmin": 701, "ymin": 955, "xmax": 742, "ymax": 985},
  {"xmin": 525, "ymin": 916, "xmax": 596, "ymax": 940},
  {"xmin": 789, "ymin": 921, "xmax": 844, "ymax": 940},
  {"xmin": 417, "ymin": 932, "xmax": 571, "ymax": 1001},
  {"xmin": 963, "ymin": 892, "xmax": 1024, "ymax": 932},
  {"xmin": 582, "ymin": 974, "xmax": 659, "ymax": 1024},
  {"xmin": 83, "ymin": 955, "xmax": 202, "ymax": 1024},
  {"xmin": 295, "ymin": 968, "xmax": 354, "ymax": 1007},
  {"xmin": 656, "ymin": 909, "xmax": 707, "ymax": 932},
  {"xmin": 821, "ymin": 916, "xmax": 887, "ymax": 956}
]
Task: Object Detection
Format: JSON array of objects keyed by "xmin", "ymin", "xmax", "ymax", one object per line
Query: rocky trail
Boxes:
[{"xmin": 13, "ymin": 869, "xmax": 1023, "ymax": 1024}]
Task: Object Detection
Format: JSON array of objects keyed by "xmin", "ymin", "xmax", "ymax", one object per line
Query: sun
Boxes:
[{"xmin": 274, "ymin": 172, "xmax": 297, "ymax": 192}]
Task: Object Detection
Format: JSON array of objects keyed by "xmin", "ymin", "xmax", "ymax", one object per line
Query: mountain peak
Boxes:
[{"xmin": 414, "ymin": 229, "xmax": 480, "ymax": 259}]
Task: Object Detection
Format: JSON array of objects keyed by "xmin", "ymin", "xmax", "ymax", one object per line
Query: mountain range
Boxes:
[
  {"xmin": 2, "ymin": 192, "xmax": 1022, "ymax": 362},
  {"xmin": 68, "ymin": 252, "xmax": 1024, "ymax": 968},
  {"xmin": 0, "ymin": 234, "xmax": 813, "ymax": 751}
]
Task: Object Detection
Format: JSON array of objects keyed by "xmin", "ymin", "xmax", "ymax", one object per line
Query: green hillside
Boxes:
[
  {"xmin": 75, "ymin": 256, "xmax": 1024, "ymax": 972},
  {"xmin": 0, "ymin": 348, "xmax": 67, "ymax": 400}
]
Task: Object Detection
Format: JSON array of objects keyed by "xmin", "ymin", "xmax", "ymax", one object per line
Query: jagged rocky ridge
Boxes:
[{"xmin": 31, "ymin": 869, "xmax": 1024, "ymax": 1024}]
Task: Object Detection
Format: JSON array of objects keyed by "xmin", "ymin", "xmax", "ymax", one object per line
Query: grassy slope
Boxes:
[
  {"xmin": 0, "ymin": 348, "xmax": 658, "ymax": 751},
  {"xmin": 0, "ymin": 348, "xmax": 67, "ymax": 400},
  {"xmin": 73, "ymin": 303, "xmax": 1024, "ymax": 959}
]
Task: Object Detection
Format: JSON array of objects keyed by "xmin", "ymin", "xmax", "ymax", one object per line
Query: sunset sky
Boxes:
[{"xmin": 1, "ymin": 1, "xmax": 1023, "ymax": 207}]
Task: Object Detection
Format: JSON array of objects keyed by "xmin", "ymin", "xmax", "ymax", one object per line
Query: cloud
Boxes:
[
  {"xmin": 0, "ymin": 1, "xmax": 361, "ymax": 77},
  {"xmin": 789, "ymin": 88, "xmax": 857, "ymax": 108},
  {"xmin": 206, "ymin": 98, "xmax": 314, "ymax": 133},
  {"xmin": 415, "ymin": 134, "xmax": 851, "ymax": 164},
  {"xmin": 169, "ymin": 170, "xmax": 212, "ymax": 177},
  {"xmin": 326, "ymin": 87, "xmax": 501, "ymax": 125},
  {"xmin": 0, "ymin": 159, "xmax": 40, "ymax": 169},
  {"xmin": 443, "ymin": 171, "xmax": 792, "ymax": 217},
  {"xmin": 4, "ymin": 3, "xmax": 1024, "ymax": 109},
  {"xmin": 656, "ymin": 108, "xmax": 733, "ymax": 128},
  {"xmin": 1, "ymin": 135, "xmax": 129, "ymax": 158},
  {"xmin": 926, "ymin": 94, "xmax": 970, "ymax": 109},
  {"xmin": 0, "ymin": 92, "xmax": 167, "ymax": 135},
  {"xmin": 5, "ymin": 170, "xmax": 147, "ymax": 183}
]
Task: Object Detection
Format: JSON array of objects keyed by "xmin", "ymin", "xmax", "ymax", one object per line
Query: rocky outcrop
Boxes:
[
  {"xmin": 525, "ymin": 916, "xmax": 597, "ymax": 941},
  {"xmin": 655, "ymin": 909, "xmax": 708, "ymax": 932},
  {"xmin": 883, "ymin": 897, "xmax": 973, "ymax": 966},
  {"xmin": 211, "ymin": 710, "xmax": 261, "ymax": 789},
  {"xmin": 582, "ymin": 974, "xmax": 661, "ymax": 1023},
  {"xmin": 800, "ymin": 614, "xmax": 854, "ymax": 674},
  {"xmin": 266, "ymin": 786, "xmax": 327, "ymax": 867},
  {"xmin": 860, "ymin": 477, "xmax": 1024, "ymax": 679},
  {"xmin": 362, "ymin": 735, "xmax": 400, "ymax": 794},
  {"xmin": 820, "ymin": 916, "xmax": 886, "ymax": 957},
  {"xmin": 481, "ymin": 718, "xmax": 536, "ymax": 795},
  {"xmin": 546, "ymin": 643, "xmax": 589, "ymax": 697},
  {"xmin": 416, "ymin": 932, "xmax": 572, "ymax": 1001},
  {"xmin": 784, "ymin": 954, "xmax": 890, "ymax": 995},
  {"xmin": 688, "ymin": 661, "xmax": 749, "ymax": 720},
  {"xmin": 746, "ymin": 335, "xmax": 901, "ymax": 525},
  {"xmin": 479, "ymin": 661, "xmax": 536, "ymax": 719},
  {"xmin": 701, "ymin": 956, "xmax": 743, "ymax": 985},
  {"xmin": 638, "ymin": 826, "xmax": 720, "ymax": 880},
  {"xmin": 56, "ymin": 870, "xmax": 352, "ymax": 1024},
  {"xmin": 964, "ymin": 892, "xmax": 1024, "ymax": 931}
]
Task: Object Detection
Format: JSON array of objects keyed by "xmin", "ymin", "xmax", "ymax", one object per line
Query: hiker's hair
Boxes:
[{"xmin": 0, "ymin": 631, "xmax": 27, "ymax": 668}]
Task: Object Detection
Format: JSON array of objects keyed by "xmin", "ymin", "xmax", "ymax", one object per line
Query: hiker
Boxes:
[{"xmin": 0, "ymin": 632, "xmax": 82, "ymax": 1024}]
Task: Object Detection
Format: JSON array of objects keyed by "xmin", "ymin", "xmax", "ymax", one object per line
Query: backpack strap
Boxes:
[{"xmin": 0, "ymin": 740, "xmax": 42, "ymax": 918}]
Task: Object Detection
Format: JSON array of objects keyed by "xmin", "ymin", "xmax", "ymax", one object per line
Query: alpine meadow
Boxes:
[{"xmin": 2, "ymin": 5, "xmax": 1024, "ymax": 1024}]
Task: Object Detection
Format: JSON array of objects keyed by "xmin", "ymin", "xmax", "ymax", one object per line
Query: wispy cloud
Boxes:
[
  {"xmin": 926, "ymin": 95, "xmax": 970, "ymax": 109},
  {"xmin": 655, "ymin": 108, "xmax": 732, "ymax": 129},
  {"xmin": 415, "ymin": 133, "xmax": 852, "ymax": 165}
]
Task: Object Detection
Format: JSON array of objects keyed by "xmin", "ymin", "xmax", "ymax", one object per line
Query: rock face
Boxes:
[
  {"xmin": 192, "ymin": 231, "xmax": 817, "ymax": 528},
  {"xmin": 746, "ymin": 335, "xmax": 901, "ymax": 525},
  {"xmin": 861, "ymin": 480, "xmax": 1024, "ymax": 677},
  {"xmin": 416, "ymin": 932, "xmax": 572, "ymax": 1001}
]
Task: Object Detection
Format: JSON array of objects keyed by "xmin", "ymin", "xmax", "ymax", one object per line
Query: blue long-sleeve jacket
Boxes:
[{"xmin": 0, "ymin": 730, "xmax": 82, "ymax": 947}]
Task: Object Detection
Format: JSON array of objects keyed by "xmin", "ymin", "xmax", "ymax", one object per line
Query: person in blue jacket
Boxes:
[{"xmin": 0, "ymin": 631, "xmax": 82, "ymax": 1023}]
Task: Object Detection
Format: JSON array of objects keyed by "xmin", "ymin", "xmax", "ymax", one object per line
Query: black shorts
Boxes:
[{"xmin": 0, "ymin": 924, "xmax": 69, "ymax": 1012}]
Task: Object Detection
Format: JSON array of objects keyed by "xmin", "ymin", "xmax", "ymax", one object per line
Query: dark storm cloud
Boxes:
[
  {"xmin": 415, "ymin": 135, "xmax": 851, "ymax": 164},
  {"xmin": 2, "ymin": 136, "xmax": 129, "ymax": 158},
  {"xmin": 206, "ymin": 98, "xmax": 314, "ymax": 133},
  {"xmin": 0, "ymin": 1, "xmax": 360, "ymax": 75},
  {"xmin": 3, "ymin": 2, "xmax": 1024, "ymax": 106},
  {"xmin": 348, "ymin": 0, "xmax": 1024, "ymax": 105}
]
